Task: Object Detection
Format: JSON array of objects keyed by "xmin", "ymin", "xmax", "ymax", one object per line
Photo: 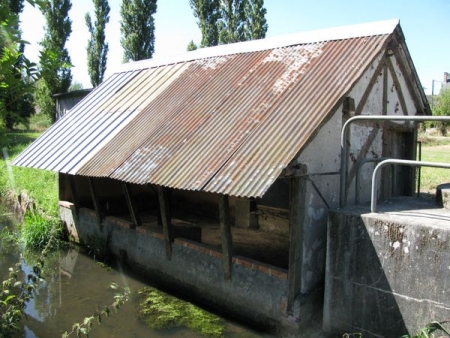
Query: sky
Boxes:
[{"xmin": 20, "ymin": 0, "xmax": 449, "ymax": 94}]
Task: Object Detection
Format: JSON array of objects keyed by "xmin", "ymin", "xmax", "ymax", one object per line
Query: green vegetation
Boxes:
[
  {"xmin": 120, "ymin": 0, "xmax": 157, "ymax": 62},
  {"xmin": 189, "ymin": 0, "xmax": 267, "ymax": 49},
  {"xmin": 0, "ymin": 0, "xmax": 40, "ymax": 130},
  {"xmin": 417, "ymin": 133, "xmax": 450, "ymax": 193},
  {"xmin": 62, "ymin": 283, "xmax": 130, "ymax": 338},
  {"xmin": 37, "ymin": 0, "xmax": 73, "ymax": 122},
  {"xmin": 138, "ymin": 286, "xmax": 225, "ymax": 337},
  {"xmin": 432, "ymin": 88, "xmax": 450, "ymax": 135},
  {"xmin": 0, "ymin": 121, "xmax": 60, "ymax": 252},
  {"xmin": 403, "ymin": 321, "xmax": 450, "ymax": 338},
  {"xmin": 85, "ymin": 0, "xmax": 110, "ymax": 87}
]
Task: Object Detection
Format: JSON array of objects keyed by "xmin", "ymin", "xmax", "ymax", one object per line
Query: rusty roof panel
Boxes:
[
  {"xmin": 13, "ymin": 20, "xmax": 401, "ymax": 198},
  {"xmin": 205, "ymin": 36, "xmax": 388, "ymax": 197}
]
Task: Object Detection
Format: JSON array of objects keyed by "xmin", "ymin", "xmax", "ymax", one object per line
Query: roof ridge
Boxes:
[{"xmin": 118, "ymin": 19, "xmax": 399, "ymax": 73}]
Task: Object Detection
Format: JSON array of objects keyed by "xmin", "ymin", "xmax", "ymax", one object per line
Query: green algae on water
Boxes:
[{"xmin": 138, "ymin": 287, "xmax": 225, "ymax": 337}]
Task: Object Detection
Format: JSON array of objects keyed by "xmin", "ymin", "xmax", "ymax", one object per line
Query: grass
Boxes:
[
  {"xmin": 417, "ymin": 133, "xmax": 450, "ymax": 193},
  {"xmin": 1, "ymin": 116, "xmax": 60, "ymax": 249},
  {"xmin": 0, "ymin": 131, "xmax": 58, "ymax": 216}
]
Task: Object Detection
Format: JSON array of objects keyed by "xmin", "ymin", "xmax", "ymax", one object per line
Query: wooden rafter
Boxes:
[{"xmin": 386, "ymin": 57, "xmax": 409, "ymax": 116}]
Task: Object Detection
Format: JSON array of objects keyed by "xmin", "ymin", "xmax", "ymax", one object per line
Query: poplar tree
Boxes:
[
  {"xmin": 244, "ymin": 0, "xmax": 267, "ymax": 40},
  {"xmin": 120, "ymin": 0, "xmax": 157, "ymax": 62},
  {"xmin": 85, "ymin": 0, "xmax": 110, "ymax": 87},
  {"xmin": 37, "ymin": 0, "xmax": 72, "ymax": 122},
  {"xmin": 218, "ymin": 0, "xmax": 246, "ymax": 44},
  {"xmin": 189, "ymin": 0, "xmax": 267, "ymax": 48},
  {"xmin": 189, "ymin": 0, "xmax": 220, "ymax": 47}
]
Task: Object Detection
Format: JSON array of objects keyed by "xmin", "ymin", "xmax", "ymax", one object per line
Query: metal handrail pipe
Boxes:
[
  {"xmin": 340, "ymin": 115, "xmax": 450, "ymax": 208},
  {"xmin": 355, "ymin": 157, "xmax": 389, "ymax": 205},
  {"xmin": 371, "ymin": 159, "xmax": 450, "ymax": 213}
]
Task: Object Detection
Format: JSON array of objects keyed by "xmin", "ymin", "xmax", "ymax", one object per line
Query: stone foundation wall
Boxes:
[
  {"xmin": 59, "ymin": 202, "xmax": 308, "ymax": 334},
  {"xmin": 324, "ymin": 208, "xmax": 450, "ymax": 337}
]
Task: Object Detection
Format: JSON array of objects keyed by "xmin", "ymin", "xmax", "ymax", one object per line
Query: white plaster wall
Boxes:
[
  {"xmin": 295, "ymin": 49, "xmax": 421, "ymax": 292},
  {"xmin": 297, "ymin": 110, "xmax": 342, "ymax": 292},
  {"xmin": 345, "ymin": 52, "xmax": 419, "ymax": 205},
  {"xmin": 389, "ymin": 52, "xmax": 418, "ymax": 115}
]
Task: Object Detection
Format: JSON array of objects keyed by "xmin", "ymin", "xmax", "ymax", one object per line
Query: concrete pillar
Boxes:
[{"xmin": 234, "ymin": 197, "xmax": 258, "ymax": 229}]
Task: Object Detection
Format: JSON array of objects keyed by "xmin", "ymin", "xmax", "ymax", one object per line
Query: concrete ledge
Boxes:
[
  {"xmin": 59, "ymin": 200, "xmax": 74, "ymax": 209},
  {"xmin": 435, "ymin": 183, "xmax": 450, "ymax": 208}
]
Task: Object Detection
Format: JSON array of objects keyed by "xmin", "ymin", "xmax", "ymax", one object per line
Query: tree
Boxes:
[
  {"xmin": 244, "ymin": 0, "xmax": 267, "ymax": 40},
  {"xmin": 187, "ymin": 40, "xmax": 198, "ymax": 51},
  {"xmin": 434, "ymin": 88, "xmax": 450, "ymax": 135},
  {"xmin": 120, "ymin": 0, "xmax": 157, "ymax": 63},
  {"xmin": 69, "ymin": 81, "xmax": 83, "ymax": 91},
  {"xmin": 189, "ymin": 0, "xmax": 220, "ymax": 48},
  {"xmin": 37, "ymin": 0, "xmax": 72, "ymax": 122},
  {"xmin": 85, "ymin": 0, "xmax": 109, "ymax": 87},
  {"xmin": 218, "ymin": 0, "xmax": 246, "ymax": 44},
  {"xmin": 0, "ymin": 0, "xmax": 37, "ymax": 130},
  {"xmin": 189, "ymin": 0, "xmax": 268, "ymax": 48}
]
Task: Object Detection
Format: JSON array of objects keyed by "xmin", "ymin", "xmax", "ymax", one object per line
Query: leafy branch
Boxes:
[
  {"xmin": 61, "ymin": 283, "xmax": 131, "ymax": 338},
  {"xmin": 0, "ymin": 217, "xmax": 60, "ymax": 337}
]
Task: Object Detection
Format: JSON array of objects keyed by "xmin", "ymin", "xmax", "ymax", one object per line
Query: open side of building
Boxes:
[{"xmin": 13, "ymin": 19, "xmax": 433, "ymax": 335}]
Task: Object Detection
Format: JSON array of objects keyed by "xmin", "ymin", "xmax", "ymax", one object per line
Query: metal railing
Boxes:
[
  {"xmin": 371, "ymin": 159, "xmax": 450, "ymax": 213},
  {"xmin": 340, "ymin": 115, "xmax": 450, "ymax": 208}
]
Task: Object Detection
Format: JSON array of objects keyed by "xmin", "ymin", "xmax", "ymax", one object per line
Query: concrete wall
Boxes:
[
  {"xmin": 59, "ymin": 203, "xmax": 303, "ymax": 334},
  {"xmin": 324, "ymin": 206, "xmax": 450, "ymax": 337}
]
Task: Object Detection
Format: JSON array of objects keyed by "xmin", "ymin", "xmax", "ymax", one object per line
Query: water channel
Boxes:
[{"xmin": 0, "ymin": 213, "xmax": 273, "ymax": 338}]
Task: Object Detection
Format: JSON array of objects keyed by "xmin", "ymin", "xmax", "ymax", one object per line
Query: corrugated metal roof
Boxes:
[{"xmin": 13, "ymin": 19, "xmax": 420, "ymax": 197}]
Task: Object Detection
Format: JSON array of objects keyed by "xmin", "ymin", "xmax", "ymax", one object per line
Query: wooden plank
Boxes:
[
  {"xmin": 68, "ymin": 175, "xmax": 80, "ymax": 216},
  {"xmin": 219, "ymin": 195, "xmax": 233, "ymax": 280},
  {"xmin": 386, "ymin": 57, "xmax": 409, "ymax": 116},
  {"xmin": 287, "ymin": 168, "xmax": 307, "ymax": 315},
  {"xmin": 383, "ymin": 62, "xmax": 388, "ymax": 115},
  {"xmin": 346, "ymin": 127, "xmax": 380, "ymax": 190},
  {"xmin": 158, "ymin": 186, "xmax": 172, "ymax": 260},
  {"xmin": 390, "ymin": 40, "xmax": 426, "ymax": 114},
  {"xmin": 88, "ymin": 177, "xmax": 102, "ymax": 227},
  {"xmin": 122, "ymin": 182, "xmax": 141, "ymax": 227}
]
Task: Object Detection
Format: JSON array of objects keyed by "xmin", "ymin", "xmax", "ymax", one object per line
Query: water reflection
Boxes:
[{"xmin": 1, "ymin": 223, "xmax": 269, "ymax": 337}]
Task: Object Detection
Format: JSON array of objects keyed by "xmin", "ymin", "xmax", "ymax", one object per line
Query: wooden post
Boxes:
[
  {"xmin": 68, "ymin": 175, "xmax": 80, "ymax": 219},
  {"xmin": 88, "ymin": 177, "xmax": 102, "ymax": 227},
  {"xmin": 122, "ymin": 182, "xmax": 141, "ymax": 227},
  {"xmin": 219, "ymin": 195, "xmax": 233, "ymax": 280},
  {"xmin": 287, "ymin": 166, "xmax": 307, "ymax": 315},
  {"xmin": 158, "ymin": 186, "xmax": 172, "ymax": 260}
]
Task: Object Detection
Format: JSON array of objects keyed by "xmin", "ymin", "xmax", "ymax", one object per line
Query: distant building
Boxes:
[
  {"xmin": 54, "ymin": 89, "xmax": 92, "ymax": 121},
  {"xmin": 444, "ymin": 72, "xmax": 450, "ymax": 91}
]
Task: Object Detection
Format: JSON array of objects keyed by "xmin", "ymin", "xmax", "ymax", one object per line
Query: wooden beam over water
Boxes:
[
  {"xmin": 68, "ymin": 175, "xmax": 80, "ymax": 219},
  {"xmin": 219, "ymin": 194, "xmax": 233, "ymax": 280},
  {"xmin": 287, "ymin": 165, "xmax": 307, "ymax": 315},
  {"xmin": 122, "ymin": 182, "xmax": 141, "ymax": 227},
  {"xmin": 88, "ymin": 177, "xmax": 102, "ymax": 227},
  {"xmin": 158, "ymin": 186, "xmax": 172, "ymax": 260}
]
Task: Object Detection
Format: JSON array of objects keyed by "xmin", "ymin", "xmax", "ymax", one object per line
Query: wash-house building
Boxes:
[{"xmin": 13, "ymin": 20, "xmax": 429, "ymax": 335}]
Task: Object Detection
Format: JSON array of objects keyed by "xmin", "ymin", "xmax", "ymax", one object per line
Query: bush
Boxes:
[{"xmin": 21, "ymin": 212, "xmax": 62, "ymax": 250}]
